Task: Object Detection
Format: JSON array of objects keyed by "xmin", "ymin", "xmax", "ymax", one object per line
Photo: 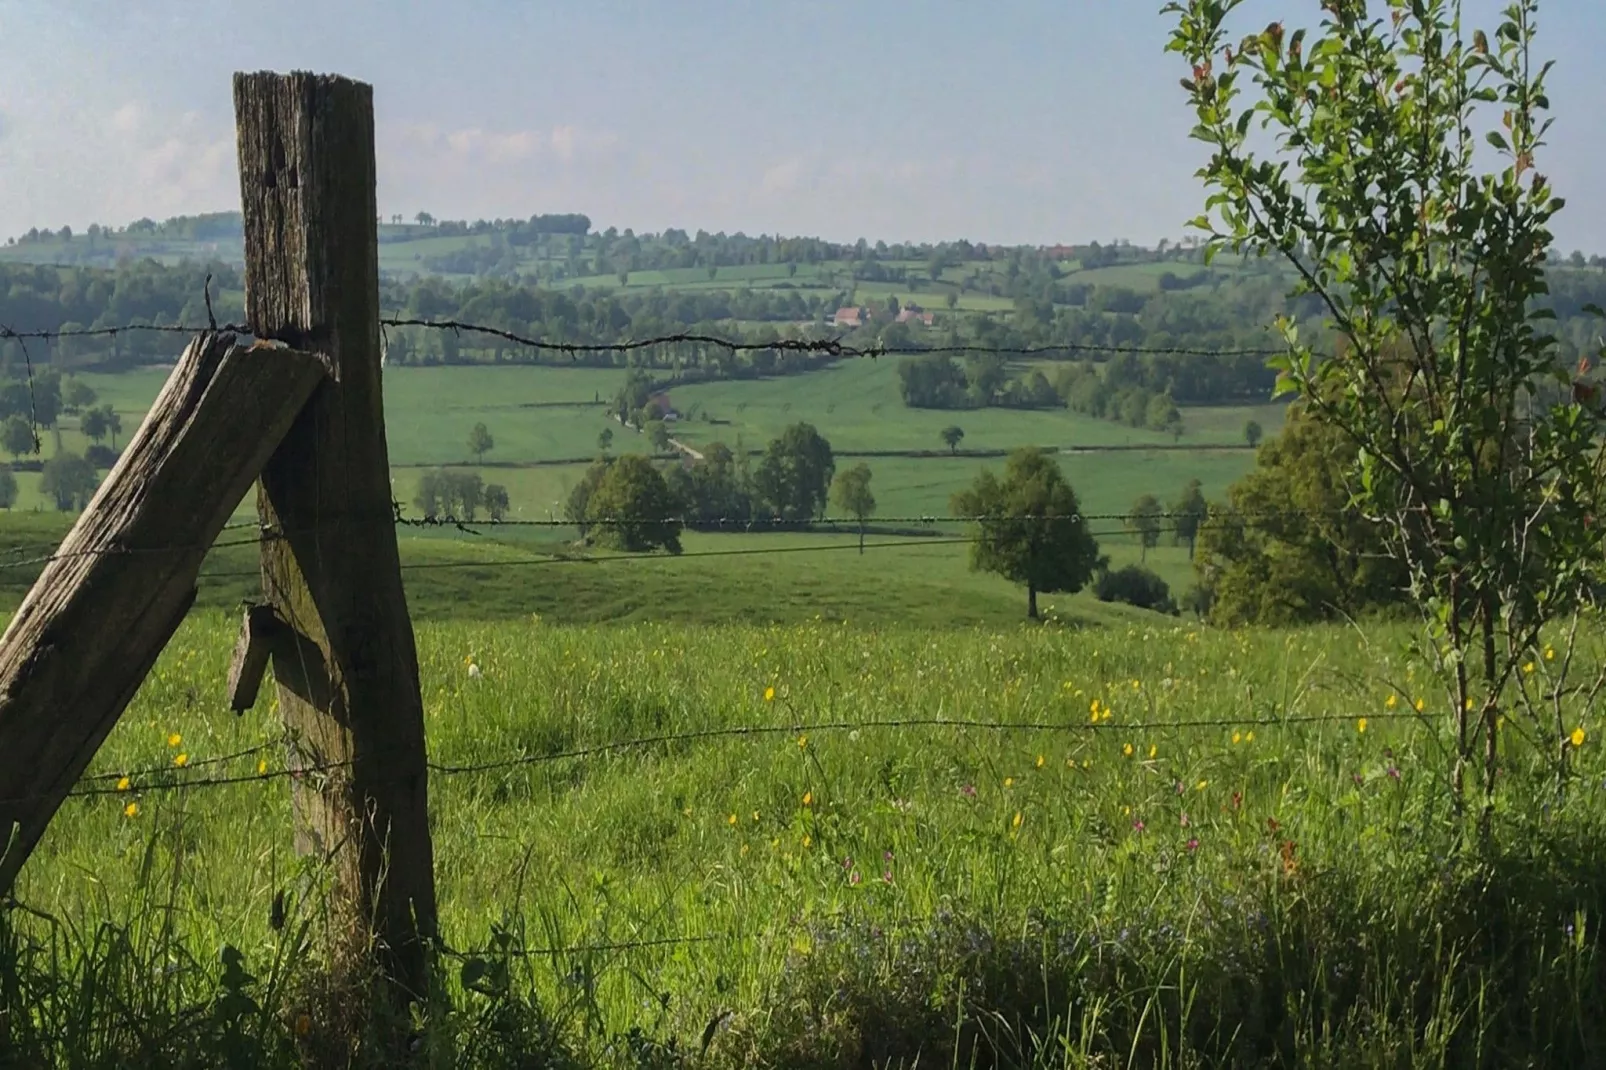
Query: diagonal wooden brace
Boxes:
[
  {"xmin": 0, "ymin": 332, "xmax": 329, "ymax": 892},
  {"xmin": 226, "ymin": 604, "xmax": 334, "ymax": 715}
]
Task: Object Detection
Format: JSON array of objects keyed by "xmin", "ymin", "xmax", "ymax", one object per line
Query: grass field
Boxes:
[
  {"xmin": 11, "ymin": 605, "xmax": 1606, "ymax": 1067},
  {"xmin": 41, "ymin": 358, "xmax": 1282, "ymax": 551}
]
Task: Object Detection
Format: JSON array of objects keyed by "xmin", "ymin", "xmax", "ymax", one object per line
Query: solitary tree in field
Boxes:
[
  {"xmin": 2, "ymin": 416, "xmax": 33, "ymax": 460},
  {"xmin": 40, "ymin": 452, "xmax": 97, "ymax": 512},
  {"xmin": 63, "ymin": 378, "xmax": 96, "ymax": 414},
  {"xmin": 951, "ymin": 447, "xmax": 1101, "ymax": 619},
  {"xmin": 831, "ymin": 463, "xmax": 877, "ymax": 553},
  {"xmin": 468, "ymin": 422, "xmax": 495, "ymax": 462},
  {"xmin": 1242, "ymin": 419, "xmax": 1263, "ymax": 449},
  {"xmin": 1127, "ymin": 494, "xmax": 1164, "ymax": 563},
  {"xmin": 80, "ymin": 406, "xmax": 109, "ymax": 445},
  {"xmin": 598, "ymin": 427, "xmax": 614, "ymax": 456},
  {"xmin": 1172, "ymin": 478, "xmax": 1208, "ymax": 560},
  {"xmin": 940, "ymin": 425, "xmax": 966, "ymax": 454},
  {"xmin": 1171, "ymin": 0, "xmax": 1606, "ymax": 809}
]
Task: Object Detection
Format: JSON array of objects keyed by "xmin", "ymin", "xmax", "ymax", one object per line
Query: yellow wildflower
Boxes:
[
  {"xmin": 764, "ymin": 686, "xmax": 775, "ymax": 702},
  {"xmin": 802, "ymin": 834, "xmax": 811, "ymax": 848},
  {"xmin": 115, "ymin": 776, "xmax": 130, "ymax": 792},
  {"xmin": 1357, "ymin": 718, "xmax": 1367, "ymax": 734},
  {"xmin": 1465, "ymin": 697, "xmax": 1475, "ymax": 712},
  {"xmin": 802, "ymin": 791, "xmax": 813, "ymax": 807},
  {"xmin": 1004, "ymin": 777, "xmax": 1014, "ymax": 788},
  {"xmin": 1122, "ymin": 742, "xmax": 1134, "ymax": 757},
  {"xmin": 257, "ymin": 759, "xmax": 268, "ymax": 776},
  {"xmin": 1196, "ymin": 780, "xmax": 1208, "ymax": 792},
  {"xmin": 752, "ymin": 811, "xmax": 760, "ymax": 823},
  {"xmin": 797, "ymin": 734, "xmax": 807, "ymax": 749},
  {"xmin": 1571, "ymin": 726, "xmax": 1586, "ymax": 748},
  {"xmin": 1545, "ymin": 646, "xmax": 1556, "ymax": 661},
  {"xmin": 1149, "ymin": 744, "xmax": 1158, "ymax": 759},
  {"xmin": 1035, "ymin": 754, "xmax": 1045, "ymax": 769},
  {"xmin": 1523, "ymin": 662, "xmax": 1535, "ymax": 675},
  {"xmin": 1232, "ymin": 732, "xmax": 1242, "ymax": 745},
  {"xmin": 727, "ymin": 813, "xmax": 737, "ymax": 826},
  {"xmin": 1011, "ymin": 811, "xmax": 1023, "ymax": 830},
  {"xmin": 166, "ymin": 733, "xmax": 181, "ymax": 748},
  {"xmin": 1414, "ymin": 698, "xmax": 1426, "ymax": 713},
  {"xmin": 1385, "ymin": 694, "xmax": 1398, "ymax": 710},
  {"xmin": 123, "ymin": 801, "xmax": 138, "ymax": 818},
  {"xmin": 173, "ymin": 753, "xmax": 188, "ymax": 768}
]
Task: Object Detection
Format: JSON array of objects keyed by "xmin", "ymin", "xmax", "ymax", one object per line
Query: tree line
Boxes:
[{"xmin": 897, "ymin": 353, "xmax": 1188, "ymax": 435}]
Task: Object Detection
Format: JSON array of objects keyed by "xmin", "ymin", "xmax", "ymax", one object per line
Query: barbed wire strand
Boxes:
[
  {"xmin": 0, "ymin": 319, "xmax": 1290, "ymax": 361},
  {"xmin": 54, "ymin": 710, "xmax": 1427, "ymax": 808}
]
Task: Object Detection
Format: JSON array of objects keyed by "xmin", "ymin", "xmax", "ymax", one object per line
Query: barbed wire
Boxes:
[
  {"xmin": 378, "ymin": 316, "xmax": 1289, "ymax": 360},
  {"xmin": 0, "ymin": 318, "xmax": 1289, "ymax": 361},
  {"xmin": 58, "ymin": 709, "xmax": 1427, "ymax": 807}
]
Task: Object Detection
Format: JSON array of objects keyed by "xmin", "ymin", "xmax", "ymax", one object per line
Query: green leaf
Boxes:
[{"xmin": 1486, "ymin": 130, "xmax": 1509, "ymax": 152}]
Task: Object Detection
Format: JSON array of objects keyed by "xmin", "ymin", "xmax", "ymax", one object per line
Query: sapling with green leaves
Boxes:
[{"xmin": 1169, "ymin": 0, "xmax": 1606, "ymax": 813}]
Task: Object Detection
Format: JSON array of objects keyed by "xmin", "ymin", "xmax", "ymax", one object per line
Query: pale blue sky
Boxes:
[{"xmin": 3, "ymin": 1, "xmax": 1603, "ymax": 249}]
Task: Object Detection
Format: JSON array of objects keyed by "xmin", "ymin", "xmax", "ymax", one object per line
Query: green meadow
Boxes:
[{"xmin": 12, "ymin": 608, "xmax": 1606, "ymax": 1067}]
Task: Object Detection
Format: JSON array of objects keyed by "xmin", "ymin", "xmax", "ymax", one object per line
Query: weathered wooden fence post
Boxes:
[{"xmin": 233, "ymin": 71, "xmax": 438, "ymax": 1006}]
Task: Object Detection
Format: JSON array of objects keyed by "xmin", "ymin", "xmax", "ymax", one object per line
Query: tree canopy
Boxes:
[
  {"xmin": 951, "ymin": 447, "xmax": 1101, "ymax": 619},
  {"xmin": 586, "ymin": 454, "xmax": 683, "ymax": 554},
  {"xmin": 1192, "ymin": 404, "xmax": 1405, "ymax": 628},
  {"xmin": 754, "ymin": 422, "xmax": 835, "ymax": 523},
  {"xmin": 830, "ymin": 463, "xmax": 877, "ymax": 553}
]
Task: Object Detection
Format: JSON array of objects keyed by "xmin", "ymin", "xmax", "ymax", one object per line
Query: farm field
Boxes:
[
  {"xmin": 40, "ymin": 359, "xmax": 1282, "ymax": 543},
  {"xmin": 13, "ymin": 609, "xmax": 1606, "ymax": 1066}
]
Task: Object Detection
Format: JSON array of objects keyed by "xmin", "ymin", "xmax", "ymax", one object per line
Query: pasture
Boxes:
[
  {"xmin": 12, "ymin": 608, "xmax": 1606, "ymax": 1066},
  {"xmin": 40, "ymin": 359, "xmax": 1282, "ymax": 561}
]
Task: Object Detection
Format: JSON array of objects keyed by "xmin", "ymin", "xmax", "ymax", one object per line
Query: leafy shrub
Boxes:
[
  {"xmin": 85, "ymin": 444, "xmax": 119, "ymax": 469},
  {"xmin": 1094, "ymin": 565, "xmax": 1177, "ymax": 614}
]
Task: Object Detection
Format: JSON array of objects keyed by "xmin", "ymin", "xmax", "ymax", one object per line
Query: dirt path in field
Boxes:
[{"xmin": 613, "ymin": 412, "xmax": 703, "ymax": 461}]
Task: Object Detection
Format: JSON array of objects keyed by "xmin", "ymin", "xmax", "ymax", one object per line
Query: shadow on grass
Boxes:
[
  {"xmin": 4, "ymin": 814, "xmax": 1605, "ymax": 1068},
  {"xmin": 726, "ymin": 821, "xmax": 1606, "ymax": 1069}
]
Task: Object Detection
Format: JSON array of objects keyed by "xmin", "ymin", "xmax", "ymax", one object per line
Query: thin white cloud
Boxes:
[
  {"xmin": 549, "ymin": 125, "xmax": 576, "ymax": 163},
  {"xmin": 107, "ymin": 102, "xmax": 143, "ymax": 135},
  {"xmin": 760, "ymin": 158, "xmax": 805, "ymax": 194}
]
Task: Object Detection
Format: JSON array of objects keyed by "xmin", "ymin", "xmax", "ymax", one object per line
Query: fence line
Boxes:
[
  {"xmin": 0, "ymin": 504, "xmax": 1383, "ymax": 580},
  {"xmin": 46, "ymin": 709, "xmax": 1426, "ymax": 809},
  {"xmin": 1, "ymin": 317, "xmax": 1293, "ymax": 362}
]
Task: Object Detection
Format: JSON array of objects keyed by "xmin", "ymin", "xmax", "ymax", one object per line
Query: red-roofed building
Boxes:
[{"xmin": 833, "ymin": 306, "xmax": 869, "ymax": 328}]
